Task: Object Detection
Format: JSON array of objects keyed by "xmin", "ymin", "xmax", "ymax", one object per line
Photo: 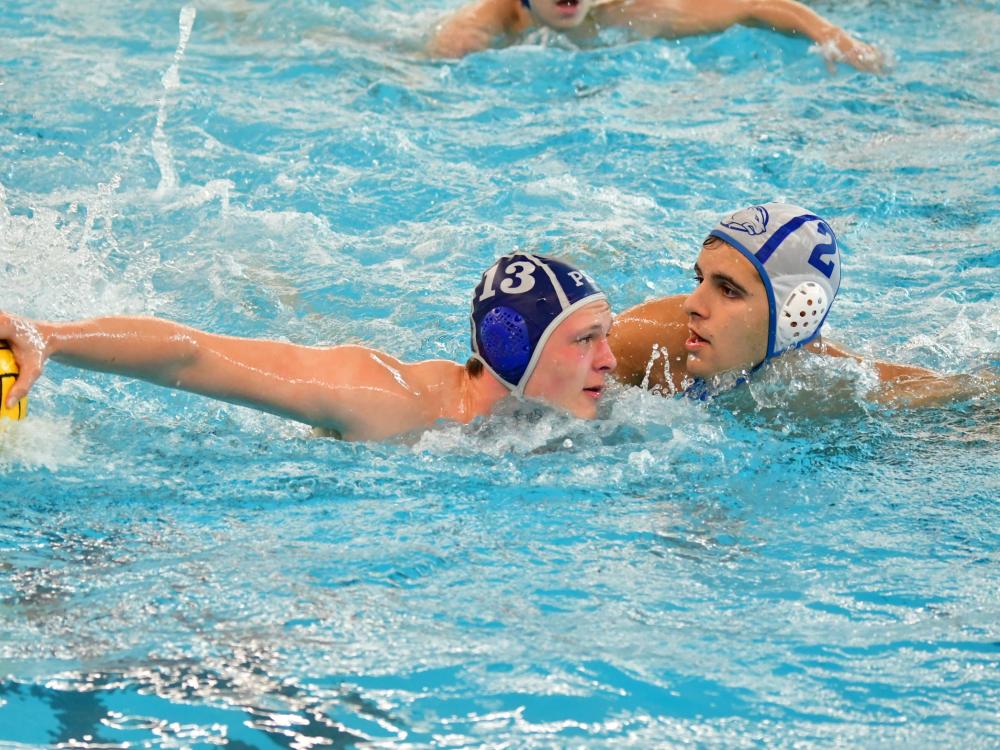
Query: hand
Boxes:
[
  {"xmin": 0, "ymin": 312, "xmax": 49, "ymax": 407},
  {"xmin": 821, "ymin": 30, "xmax": 887, "ymax": 74}
]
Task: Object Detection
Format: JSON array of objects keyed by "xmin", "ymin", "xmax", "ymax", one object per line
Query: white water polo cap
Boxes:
[
  {"xmin": 708, "ymin": 203, "xmax": 842, "ymax": 362},
  {"xmin": 471, "ymin": 253, "xmax": 607, "ymax": 396}
]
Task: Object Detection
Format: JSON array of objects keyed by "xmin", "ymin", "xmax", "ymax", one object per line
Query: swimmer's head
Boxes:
[
  {"xmin": 686, "ymin": 203, "xmax": 841, "ymax": 377},
  {"xmin": 520, "ymin": 0, "xmax": 594, "ymax": 30},
  {"xmin": 471, "ymin": 253, "xmax": 609, "ymax": 398},
  {"xmin": 709, "ymin": 203, "xmax": 841, "ymax": 363}
]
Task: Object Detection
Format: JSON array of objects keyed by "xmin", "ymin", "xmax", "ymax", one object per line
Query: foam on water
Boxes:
[
  {"xmin": 0, "ymin": 181, "xmax": 150, "ymax": 318},
  {"xmin": 0, "ymin": 417, "xmax": 84, "ymax": 471}
]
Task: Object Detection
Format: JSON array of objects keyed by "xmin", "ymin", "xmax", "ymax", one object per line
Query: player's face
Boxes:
[
  {"xmin": 527, "ymin": 0, "xmax": 594, "ymax": 29},
  {"xmin": 524, "ymin": 300, "xmax": 616, "ymax": 419},
  {"xmin": 683, "ymin": 240, "xmax": 770, "ymax": 378}
]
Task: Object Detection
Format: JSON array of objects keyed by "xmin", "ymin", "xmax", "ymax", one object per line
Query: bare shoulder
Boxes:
[
  {"xmin": 317, "ymin": 345, "xmax": 461, "ymax": 396},
  {"xmin": 610, "ymin": 295, "xmax": 689, "ymax": 388},
  {"xmin": 403, "ymin": 356, "xmax": 468, "ymax": 394},
  {"xmin": 618, "ymin": 294, "xmax": 688, "ymax": 322},
  {"xmin": 308, "ymin": 346, "xmax": 466, "ymax": 441},
  {"xmin": 427, "ymin": 0, "xmax": 526, "ymax": 57},
  {"xmin": 614, "ymin": 295, "xmax": 689, "ymax": 343}
]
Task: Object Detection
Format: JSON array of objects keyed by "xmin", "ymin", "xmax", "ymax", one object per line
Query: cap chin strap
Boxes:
[{"xmin": 470, "ymin": 352, "xmax": 518, "ymax": 393}]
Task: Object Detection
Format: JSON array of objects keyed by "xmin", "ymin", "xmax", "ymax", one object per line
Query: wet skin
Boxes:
[
  {"xmin": 684, "ymin": 240, "xmax": 769, "ymax": 379},
  {"xmin": 0, "ymin": 300, "xmax": 618, "ymax": 441},
  {"xmin": 523, "ymin": 299, "xmax": 617, "ymax": 419}
]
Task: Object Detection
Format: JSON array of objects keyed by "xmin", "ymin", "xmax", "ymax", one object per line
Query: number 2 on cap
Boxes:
[
  {"xmin": 807, "ymin": 222, "xmax": 837, "ymax": 279},
  {"xmin": 478, "ymin": 260, "xmax": 537, "ymax": 301}
]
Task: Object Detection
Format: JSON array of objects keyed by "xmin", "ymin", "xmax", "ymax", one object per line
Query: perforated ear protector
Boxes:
[{"xmin": 776, "ymin": 281, "xmax": 829, "ymax": 351}]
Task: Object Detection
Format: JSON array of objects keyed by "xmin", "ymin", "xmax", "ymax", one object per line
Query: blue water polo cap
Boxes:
[
  {"xmin": 708, "ymin": 202, "xmax": 842, "ymax": 364},
  {"xmin": 471, "ymin": 253, "xmax": 606, "ymax": 395}
]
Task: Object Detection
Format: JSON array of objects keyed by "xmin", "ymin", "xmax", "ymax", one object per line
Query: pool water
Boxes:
[{"xmin": 1, "ymin": 0, "xmax": 998, "ymax": 747}]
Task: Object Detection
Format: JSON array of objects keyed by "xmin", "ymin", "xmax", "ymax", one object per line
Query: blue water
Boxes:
[{"xmin": 1, "ymin": 1, "xmax": 999, "ymax": 747}]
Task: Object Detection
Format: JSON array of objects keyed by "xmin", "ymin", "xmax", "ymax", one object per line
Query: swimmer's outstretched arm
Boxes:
[
  {"xmin": 625, "ymin": 0, "xmax": 884, "ymax": 73},
  {"xmin": 819, "ymin": 342, "xmax": 998, "ymax": 408},
  {"xmin": 610, "ymin": 296, "xmax": 995, "ymax": 407},
  {"xmin": 427, "ymin": 0, "xmax": 523, "ymax": 58},
  {"xmin": 0, "ymin": 314, "xmax": 455, "ymax": 441}
]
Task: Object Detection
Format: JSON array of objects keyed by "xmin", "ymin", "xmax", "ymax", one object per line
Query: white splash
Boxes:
[
  {"xmin": 0, "ymin": 177, "xmax": 158, "ymax": 319},
  {"xmin": 152, "ymin": 6, "xmax": 197, "ymax": 195},
  {"xmin": 76, "ymin": 174, "xmax": 122, "ymax": 254},
  {"xmin": 0, "ymin": 416, "xmax": 85, "ymax": 472}
]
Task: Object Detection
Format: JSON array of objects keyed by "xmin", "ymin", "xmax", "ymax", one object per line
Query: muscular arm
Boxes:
[
  {"xmin": 819, "ymin": 341, "xmax": 998, "ymax": 408},
  {"xmin": 599, "ymin": 0, "xmax": 884, "ymax": 72},
  {"xmin": 609, "ymin": 296, "xmax": 690, "ymax": 392},
  {"xmin": 427, "ymin": 0, "xmax": 526, "ymax": 58},
  {"xmin": 0, "ymin": 314, "xmax": 456, "ymax": 441},
  {"xmin": 610, "ymin": 296, "xmax": 992, "ymax": 407}
]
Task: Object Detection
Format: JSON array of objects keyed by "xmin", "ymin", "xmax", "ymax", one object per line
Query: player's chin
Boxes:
[
  {"xmin": 570, "ymin": 394, "xmax": 601, "ymax": 420},
  {"xmin": 550, "ymin": 17, "xmax": 584, "ymax": 30},
  {"xmin": 541, "ymin": 8, "xmax": 586, "ymax": 28},
  {"xmin": 685, "ymin": 353, "xmax": 713, "ymax": 379}
]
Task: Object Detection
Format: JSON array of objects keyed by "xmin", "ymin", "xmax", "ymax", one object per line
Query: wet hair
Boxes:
[
  {"xmin": 465, "ymin": 356, "xmax": 484, "ymax": 378},
  {"xmin": 702, "ymin": 234, "xmax": 722, "ymax": 248}
]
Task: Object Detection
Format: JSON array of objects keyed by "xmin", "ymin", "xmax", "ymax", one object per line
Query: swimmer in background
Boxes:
[
  {"xmin": 609, "ymin": 202, "xmax": 995, "ymax": 407},
  {"xmin": 0, "ymin": 254, "xmax": 616, "ymax": 441},
  {"xmin": 428, "ymin": 0, "xmax": 885, "ymax": 73}
]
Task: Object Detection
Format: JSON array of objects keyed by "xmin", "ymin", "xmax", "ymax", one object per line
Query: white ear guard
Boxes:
[{"xmin": 776, "ymin": 281, "xmax": 829, "ymax": 351}]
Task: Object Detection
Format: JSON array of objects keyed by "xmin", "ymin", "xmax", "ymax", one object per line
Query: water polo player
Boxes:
[
  {"xmin": 610, "ymin": 202, "xmax": 983, "ymax": 405},
  {"xmin": 428, "ymin": 0, "xmax": 884, "ymax": 73},
  {"xmin": 0, "ymin": 254, "xmax": 615, "ymax": 440}
]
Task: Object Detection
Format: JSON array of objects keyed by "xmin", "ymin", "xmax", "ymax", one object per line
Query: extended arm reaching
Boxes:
[
  {"xmin": 819, "ymin": 341, "xmax": 998, "ymax": 407},
  {"xmin": 736, "ymin": 0, "xmax": 884, "ymax": 72},
  {"xmin": 0, "ymin": 312, "xmax": 452, "ymax": 440},
  {"xmin": 601, "ymin": 0, "xmax": 885, "ymax": 73}
]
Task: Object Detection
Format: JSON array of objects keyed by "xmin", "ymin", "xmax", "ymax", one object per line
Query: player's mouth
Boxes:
[
  {"xmin": 685, "ymin": 328, "xmax": 710, "ymax": 351},
  {"xmin": 554, "ymin": 0, "xmax": 582, "ymax": 13},
  {"xmin": 583, "ymin": 384, "xmax": 604, "ymax": 399}
]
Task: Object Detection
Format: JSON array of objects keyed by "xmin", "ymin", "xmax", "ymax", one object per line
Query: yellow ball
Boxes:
[{"xmin": 0, "ymin": 344, "xmax": 28, "ymax": 421}]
